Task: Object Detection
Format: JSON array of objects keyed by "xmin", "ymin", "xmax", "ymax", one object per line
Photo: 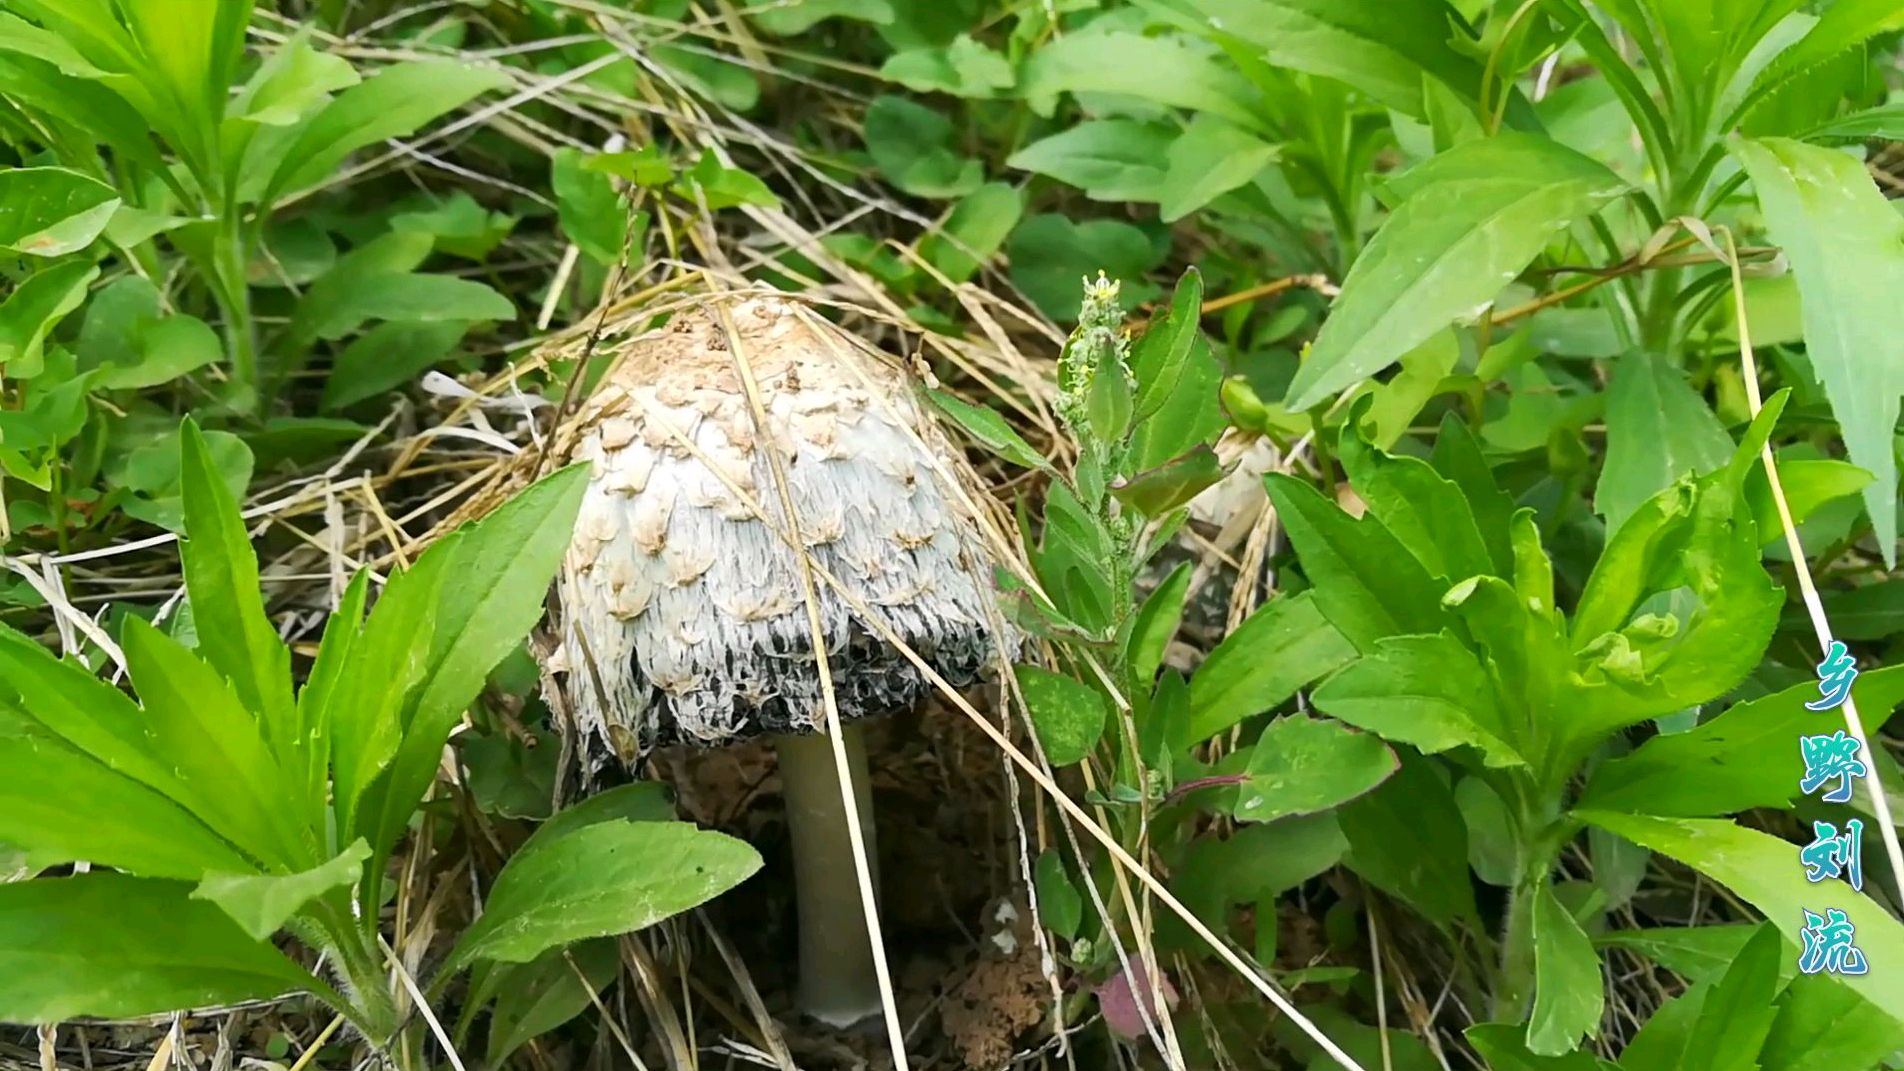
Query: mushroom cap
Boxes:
[{"xmin": 550, "ymin": 294, "xmax": 1012, "ymax": 767}]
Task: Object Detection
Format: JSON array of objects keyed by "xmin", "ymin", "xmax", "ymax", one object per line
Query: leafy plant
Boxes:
[{"xmin": 0, "ymin": 422, "xmax": 759, "ymax": 1051}]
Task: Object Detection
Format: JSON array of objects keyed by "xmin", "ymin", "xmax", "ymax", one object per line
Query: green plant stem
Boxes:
[{"xmin": 211, "ymin": 212, "xmax": 259, "ymax": 413}]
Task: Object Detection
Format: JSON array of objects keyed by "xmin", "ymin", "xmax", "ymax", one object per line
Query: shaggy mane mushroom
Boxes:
[{"xmin": 547, "ymin": 293, "xmax": 1013, "ymax": 1028}]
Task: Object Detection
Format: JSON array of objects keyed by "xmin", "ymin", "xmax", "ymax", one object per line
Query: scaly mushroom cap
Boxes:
[{"xmin": 549, "ymin": 295, "xmax": 1010, "ymax": 769}]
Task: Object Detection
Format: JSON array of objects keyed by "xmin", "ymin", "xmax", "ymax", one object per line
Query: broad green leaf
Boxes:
[
  {"xmin": 925, "ymin": 388, "xmax": 1052, "ymax": 472},
  {"xmin": 1151, "ymin": 0, "xmax": 1488, "ymax": 117},
  {"xmin": 1761, "ymin": 973, "xmax": 1904, "ymax": 1071},
  {"xmin": 0, "ymin": 697, "xmax": 253, "ymax": 879},
  {"xmin": 290, "ymin": 270, "xmax": 513, "ymax": 344},
  {"xmin": 1338, "ymin": 420, "xmax": 1493, "ymax": 583},
  {"xmin": 863, "ymin": 94, "xmax": 981, "ymax": 198},
  {"xmin": 178, "ymin": 420, "xmax": 301, "ymax": 812},
  {"xmin": 192, "ymin": 839, "xmax": 370, "ymax": 941},
  {"xmin": 744, "ymin": 0, "xmax": 892, "ymax": 35},
  {"xmin": 1178, "ymin": 813, "xmax": 1345, "ymax": 921},
  {"xmin": 1034, "ymin": 850, "xmax": 1083, "ymax": 939},
  {"xmin": 1006, "ymin": 214, "xmax": 1164, "ymax": 321},
  {"xmin": 1579, "ymin": 812, "xmax": 1904, "ymax": 1034},
  {"xmin": 1527, "ymin": 882, "xmax": 1602, "ymax": 1055},
  {"xmin": 921, "ymin": 182, "xmax": 1021, "ymax": 283},
  {"xmin": 1015, "ymin": 664, "xmax": 1108, "ymax": 766},
  {"xmin": 1744, "ymin": 457, "xmax": 1871, "ymax": 547},
  {"xmin": 1732, "ymin": 136, "xmax": 1904, "ymax": 565},
  {"xmin": 120, "ymin": 617, "xmax": 309, "ymax": 870},
  {"xmin": 1285, "ymin": 134, "xmax": 1626, "ymax": 409},
  {"xmin": 1311, "ymin": 632, "xmax": 1524, "ymax": 767},
  {"xmin": 1182, "ymin": 590, "xmax": 1357, "ymax": 747},
  {"xmin": 1360, "ymin": 330, "xmax": 1460, "ymax": 450},
  {"xmin": 1127, "ymin": 561, "xmax": 1191, "ymax": 686},
  {"xmin": 320, "ymin": 320, "xmax": 469, "ymax": 411},
  {"xmin": 1264, "ymin": 474, "xmax": 1449, "ymax": 650},
  {"xmin": 1129, "ymin": 268, "xmax": 1204, "ymax": 426},
  {"xmin": 1748, "ymin": 0, "xmax": 1904, "ymax": 110},
  {"xmin": 552, "ymin": 147, "xmax": 628, "ymax": 267},
  {"xmin": 1578, "ymin": 666, "xmax": 1904, "ymax": 816},
  {"xmin": 1005, "ymin": 120, "xmax": 1172, "ymax": 202},
  {"xmin": 1428, "ymin": 411, "xmax": 1516, "ymax": 575},
  {"xmin": 1157, "ymin": 115, "xmax": 1277, "ymax": 222},
  {"xmin": 0, "ymin": 261, "xmax": 97, "ymax": 371},
  {"xmin": 444, "ymin": 820, "xmax": 761, "ymax": 971},
  {"xmin": 1110, "ymin": 445, "xmax": 1225, "ymax": 517},
  {"xmin": 1675, "ymin": 924, "xmax": 1782, "ymax": 1071},
  {"xmin": 0, "ymin": 166, "xmax": 119, "ymax": 257},
  {"xmin": 1815, "ymin": 577, "xmax": 1904, "ymax": 641},
  {"xmin": 673, "ymin": 150, "xmax": 778, "ymax": 210},
  {"xmin": 232, "ymin": 32, "xmax": 358, "ymax": 126},
  {"xmin": 1596, "ymin": 351, "xmax": 1735, "ymax": 533},
  {"xmin": 482, "ymin": 940, "xmax": 622, "ymax": 1066},
  {"xmin": 1803, "ymin": 101, "xmax": 1904, "ymax": 142},
  {"xmin": 519, "ymin": 783, "xmax": 676, "ymax": 857},
  {"xmin": 261, "ymin": 60, "xmax": 511, "ymax": 203},
  {"xmin": 1338, "ymin": 750, "xmax": 1476, "ymax": 930},
  {"xmin": 95, "ymin": 315, "xmax": 221, "ymax": 390},
  {"xmin": 122, "ymin": 427, "xmax": 255, "ymax": 534},
  {"xmin": 1466, "ymin": 1023, "xmax": 1612, "ymax": 1070},
  {"xmin": 358, "ymin": 465, "xmax": 590, "ymax": 858},
  {"xmin": 1597, "ymin": 924, "xmax": 1765, "ymax": 983},
  {"xmin": 0, "ymin": 872, "xmax": 320, "ymax": 1023},
  {"xmin": 1232, "ymin": 715, "xmax": 1397, "ymax": 823},
  {"xmin": 1019, "ymin": 29, "xmax": 1265, "ymax": 132},
  {"xmin": 881, "ymin": 34, "xmax": 1013, "ymax": 97}
]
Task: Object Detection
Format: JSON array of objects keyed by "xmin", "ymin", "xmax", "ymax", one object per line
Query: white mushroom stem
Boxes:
[{"xmin": 772, "ymin": 724, "xmax": 883, "ymax": 1029}]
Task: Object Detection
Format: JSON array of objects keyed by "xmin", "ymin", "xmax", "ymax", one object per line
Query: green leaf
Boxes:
[
  {"xmin": 444, "ymin": 820, "xmax": 761, "ymax": 971},
  {"xmin": 1466, "ymin": 1023, "xmax": 1611, "ymax": 1070},
  {"xmin": 1596, "ymin": 350, "xmax": 1736, "ymax": 532},
  {"xmin": 1338, "ymin": 418, "xmax": 1493, "ymax": 583},
  {"xmin": 1264, "ymin": 474, "xmax": 1449, "ymax": 650},
  {"xmin": 1675, "ymin": 924, "xmax": 1782, "ymax": 1071},
  {"xmin": 1285, "ymin": 134, "xmax": 1626, "ymax": 410},
  {"xmin": 1130, "ymin": 267, "xmax": 1204, "ymax": 426},
  {"xmin": 1156, "ymin": 0, "xmax": 1489, "ymax": 118},
  {"xmin": 1802, "ymin": 101, "xmax": 1904, "ymax": 142},
  {"xmin": 1157, "ymin": 115, "xmax": 1277, "ymax": 222},
  {"xmin": 921, "ymin": 182, "xmax": 1021, "ymax": 284},
  {"xmin": 1814, "ymin": 577, "xmax": 1904, "ymax": 641},
  {"xmin": 0, "ymin": 166, "xmax": 119, "ymax": 257},
  {"xmin": 1034, "ymin": 850, "xmax": 1083, "ymax": 939},
  {"xmin": 925, "ymin": 388, "xmax": 1051, "ymax": 472},
  {"xmin": 0, "ymin": 261, "xmax": 97, "ymax": 372},
  {"xmin": 1005, "ymin": 120, "xmax": 1172, "ymax": 202},
  {"xmin": 1232, "ymin": 715, "xmax": 1397, "ymax": 823},
  {"xmin": 863, "ymin": 94, "xmax": 981, "ymax": 198},
  {"xmin": 744, "ymin": 0, "xmax": 892, "ymax": 35},
  {"xmin": 1527, "ymin": 882, "xmax": 1603, "ymax": 1055},
  {"xmin": 520, "ymin": 783, "xmax": 676, "ymax": 855},
  {"xmin": 320, "ymin": 320, "xmax": 469, "ymax": 411},
  {"xmin": 358, "ymin": 464, "xmax": 590, "ymax": 858},
  {"xmin": 0, "ymin": 696, "xmax": 253, "ymax": 880},
  {"xmin": 1127, "ymin": 561, "xmax": 1191, "ymax": 686},
  {"xmin": 1311, "ymin": 632, "xmax": 1525, "ymax": 767},
  {"xmin": 1171, "ymin": 813, "xmax": 1344, "ymax": 927},
  {"xmin": 1110, "ymin": 445, "xmax": 1224, "ymax": 517},
  {"xmin": 1006, "ymin": 214, "xmax": 1164, "ymax": 322},
  {"xmin": 1748, "ymin": 0, "xmax": 1904, "ymax": 109},
  {"xmin": 1182, "ymin": 590, "xmax": 1358, "ymax": 747},
  {"xmin": 178, "ymin": 420, "xmax": 301, "ymax": 810},
  {"xmin": 291, "ymin": 270, "xmax": 513, "ymax": 345},
  {"xmin": 95, "ymin": 315, "xmax": 221, "ymax": 390},
  {"xmin": 1761, "ymin": 972, "xmax": 1904, "ymax": 1071},
  {"xmin": 122, "ymin": 427, "xmax": 255, "ymax": 534},
  {"xmin": 1015, "ymin": 664, "xmax": 1107, "ymax": 766},
  {"xmin": 119, "ymin": 616, "xmax": 309, "ymax": 871},
  {"xmin": 232, "ymin": 32, "xmax": 359, "ymax": 126},
  {"xmin": 1338, "ymin": 750, "xmax": 1476, "ymax": 930},
  {"xmin": 1732, "ymin": 136, "xmax": 1904, "ymax": 565},
  {"xmin": 192, "ymin": 839, "xmax": 371, "ymax": 941},
  {"xmin": 0, "ymin": 872, "xmax": 320, "ymax": 1023},
  {"xmin": 552, "ymin": 147, "xmax": 628, "ymax": 267},
  {"xmin": 1578, "ymin": 666, "xmax": 1904, "ymax": 817},
  {"xmin": 1019, "ymin": 29, "xmax": 1265, "ymax": 131},
  {"xmin": 881, "ymin": 34, "xmax": 1013, "ymax": 97},
  {"xmin": 674, "ymin": 150, "xmax": 780, "ymax": 210},
  {"xmin": 1579, "ymin": 812, "xmax": 1904, "ymax": 1034},
  {"xmin": 1745, "ymin": 457, "xmax": 1871, "ymax": 547},
  {"xmin": 261, "ymin": 60, "xmax": 511, "ymax": 203},
  {"xmin": 482, "ymin": 940, "xmax": 622, "ymax": 1066},
  {"xmin": 1429, "ymin": 410, "xmax": 1517, "ymax": 575}
]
